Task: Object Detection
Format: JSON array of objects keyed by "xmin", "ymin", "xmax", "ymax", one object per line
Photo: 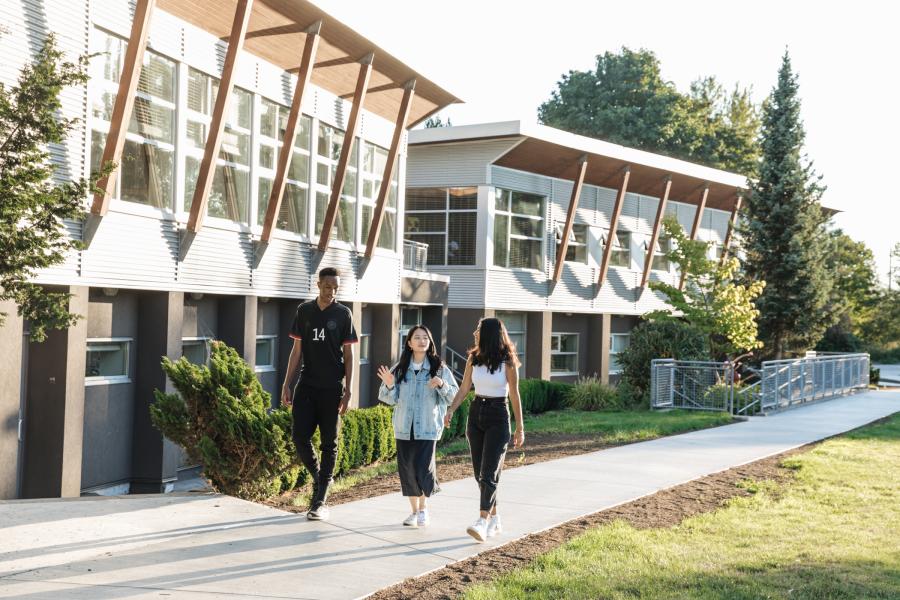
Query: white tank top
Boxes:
[{"xmin": 472, "ymin": 362, "xmax": 508, "ymax": 398}]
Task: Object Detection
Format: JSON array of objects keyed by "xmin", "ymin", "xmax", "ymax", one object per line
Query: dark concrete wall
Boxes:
[
  {"xmin": 81, "ymin": 290, "xmax": 138, "ymax": 490},
  {"xmin": 218, "ymin": 295, "xmax": 257, "ymax": 364},
  {"xmin": 23, "ymin": 286, "xmax": 88, "ymax": 498},
  {"xmin": 182, "ymin": 295, "xmax": 218, "ymax": 339},
  {"xmin": 276, "ymin": 299, "xmax": 301, "ymax": 409},
  {"xmin": 401, "ymin": 277, "xmax": 449, "ymax": 305},
  {"xmin": 588, "ymin": 313, "xmax": 612, "ymax": 383},
  {"xmin": 446, "ymin": 308, "xmax": 488, "ymax": 356},
  {"xmin": 0, "ymin": 300, "xmax": 24, "ymax": 499},
  {"xmin": 131, "ymin": 291, "xmax": 184, "ymax": 493}
]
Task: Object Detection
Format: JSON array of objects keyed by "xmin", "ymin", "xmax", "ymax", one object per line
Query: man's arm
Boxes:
[
  {"xmin": 339, "ymin": 343, "xmax": 354, "ymax": 414},
  {"xmin": 280, "ymin": 339, "xmax": 303, "ymax": 407}
]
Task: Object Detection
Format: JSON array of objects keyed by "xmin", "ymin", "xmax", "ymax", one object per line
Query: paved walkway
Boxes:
[
  {"xmin": 875, "ymin": 363, "xmax": 900, "ymax": 386},
  {"xmin": 2, "ymin": 390, "xmax": 898, "ymax": 600}
]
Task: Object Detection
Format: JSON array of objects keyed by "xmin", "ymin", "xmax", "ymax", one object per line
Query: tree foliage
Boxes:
[
  {"xmin": 538, "ymin": 47, "xmax": 760, "ymax": 174},
  {"xmin": 740, "ymin": 51, "xmax": 833, "ymax": 359},
  {"xmin": 0, "ymin": 34, "xmax": 110, "ymax": 341},
  {"xmin": 647, "ymin": 217, "xmax": 765, "ymax": 360}
]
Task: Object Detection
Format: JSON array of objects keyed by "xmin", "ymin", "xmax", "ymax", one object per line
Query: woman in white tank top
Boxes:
[{"xmin": 444, "ymin": 317, "xmax": 525, "ymax": 542}]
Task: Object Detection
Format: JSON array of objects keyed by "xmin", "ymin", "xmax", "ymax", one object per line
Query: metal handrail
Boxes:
[
  {"xmin": 444, "ymin": 345, "xmax": 468, "ymax": 380},
  {"xmin": 402, "ymin": 240, "xmax": 429, "ymax": 271}
]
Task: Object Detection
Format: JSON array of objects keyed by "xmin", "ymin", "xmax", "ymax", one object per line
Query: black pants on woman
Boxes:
[{"xmin": 466, "ymin": 396, "xmax": 510, "ymax": 512}]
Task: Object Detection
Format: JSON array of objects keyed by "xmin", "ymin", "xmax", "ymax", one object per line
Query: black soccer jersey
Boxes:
[{"xmin": 289, "ymin": 300, "xmax": 358, "ymax": 388}]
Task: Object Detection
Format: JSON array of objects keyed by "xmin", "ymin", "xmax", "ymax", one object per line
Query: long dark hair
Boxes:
[
  {"xmin": 468, "ymin": 317, "xmax": 521, "ymax": 374},
  {"xmin": 392, "ymin": 324, "xmax": 443, "ymax": 384}
]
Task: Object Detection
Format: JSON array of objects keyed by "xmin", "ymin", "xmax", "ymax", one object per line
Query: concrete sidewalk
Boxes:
[{"xmin": 2, "ymin": 390, "xmax": 898, "ymax": 600}]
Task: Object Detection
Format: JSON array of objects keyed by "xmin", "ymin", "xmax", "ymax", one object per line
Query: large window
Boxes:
[
  {"xmin": 651, "ymin": 235, "xmax": 672, "ymax": 271},
  {"xmin": 359, "ymin": 333, "xmax": 371, "ymax": 364},
  {"xmin": 256, "ymin": 98, "xmax": 311, "ymax": 235},
  {"xmin": 604, "ymin": 230, "xmax": 631, "ymax": 268},
  {"xmin": 85, "ymin": 339, "xmax": 131, "ymax": 385},
  {"xmin": 255, "ymin": 335, "xmax": 277, "ymax": 372},
  {"xmin": 182, "ymin": 337, "xmax": 211, "ymax": 365},
  {"xmin": 494, "ymin": 188, "xmax": 544, "ymax": 270},
  {"xmin": 360, "ymin": 142, "xmax": 398, "ymax": 250},
  {"xmin": 314, "ymin": 123, "xmax": 356, "ymax": 243},
  {"xmin": 496, "ymin": 311, "xmax": 526, "ymax": 373},
  {"xmin": 91, "ymin": 29, "xmax": 175, "ymax": 210},
  {"xmin": 550, "ymin": 333, "xmax": 579, "ymax": 375},
  {"xmin": 405, "ymin": 187, "xmax": 477, "ymax": 265},
  {"xmin": 609, "ymin": 333, "xmax": 630, "ymax": 373},
  {"xmin": 183, "ymin": 68, "xmax": 251, "ymax": 224}
]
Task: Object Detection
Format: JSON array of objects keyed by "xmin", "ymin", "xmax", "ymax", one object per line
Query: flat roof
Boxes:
[
  {"xmin": 410, "ymin": 121, "xmax": 748, "ymax": 211},
  {"xmin": 158, "ymin": 0, "xmax": 462, "ymax": 126}
]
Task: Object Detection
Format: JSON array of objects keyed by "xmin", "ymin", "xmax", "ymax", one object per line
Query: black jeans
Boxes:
[
  {"xmin": 466, "ymin": 396, "xmax": 511, "ymax": 512},
  {"xmin": 292, "ymin": 382, "xmax": 342, "ymax": 502}
]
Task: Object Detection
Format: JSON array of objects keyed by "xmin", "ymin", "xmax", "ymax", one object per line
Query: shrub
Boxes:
[
  {"xmin": 519, "ymin": 379, "xmax": 572, "ymax": 413},
  {"xmin": 441, "ymin": 392, "xmax": 472, "ymax": 442},
  {"xmin": 152, "ymin": 340, "xmax": 396, "ymax": 500},
  {"xmin": 870, "ymin": 367, "xmax": 880, "ymax": 386},
  {"xmin": 567, "ymin": 376, "xmax": 621, "ymax": 411},
  {"xmin": 151, "ymin": 341, "xmax": 295, "ymax": 500},
  {"xmin": 618, "ymin": 320, "xmax": 709, "ymax": 406}
]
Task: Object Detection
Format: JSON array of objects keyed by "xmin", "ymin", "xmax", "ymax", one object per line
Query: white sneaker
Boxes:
[
  {"xmin": 486, "ymin": 515, "xmax": 502, "ymax": 537},
  {"xmin": 417, "ymin": 509, "xmax": 430, "ymax": 527},
  {"xmin": 466, "ymin": 517, "xmax": 488, "ymax": 542},
  {"xmin": 402, "ymin": 512, "xmax": 419, "ymax": 527},
  {"xmin": 307, "ymin": 503, "xmax": 329, "ymax": 521}
]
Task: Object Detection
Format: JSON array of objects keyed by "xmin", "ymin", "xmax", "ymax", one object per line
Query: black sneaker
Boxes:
[{"xmin": 307, "ymin": 502, "xmax": 330, "ymax": 521}]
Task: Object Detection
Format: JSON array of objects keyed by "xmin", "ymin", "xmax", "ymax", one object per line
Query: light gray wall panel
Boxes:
[
  {"xmin": 356, "ymin": 255, "xmax": 401, "ymax": 303},
  {"xmin": 430, "ymin": 269, "xmax": 485, "ymax": 308},
  {"xmin": 491, "ymin": 166, "xmax": 552, "ymax": 197},
  {"xmin": 177, "ymin": 227, "xmax": 253, "ymax": 292},
  {"xmin": 408, "ymin": 140, "xmax": 519, "ymax": 188},
  {"xmin": 594, "ymin": 268, "xmax": 638, "ymax": 314},
  {"xmin": 485, "ymin": 268, "xmax": 549, "ymax": 311},
  {"xmin": 548, "ymin": 264, "xmax": 596, "ymax": 312},
  {"xmin": 252, "ymin": 238, "xmax": 312, "ymax": 299},
  {"xmin": 595, "ymin": 185, "xmax": 617, "ymax": 230}
]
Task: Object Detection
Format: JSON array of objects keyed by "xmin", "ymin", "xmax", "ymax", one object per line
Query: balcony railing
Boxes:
[{"xmin": 403, "ymin": 240, "xmax": 429, "ymax": 271}]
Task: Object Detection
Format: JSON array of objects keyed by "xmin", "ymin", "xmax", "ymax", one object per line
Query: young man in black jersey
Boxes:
[{"xmin": 281, "ymin": 266, "xmax": 358, "ymax": 520}]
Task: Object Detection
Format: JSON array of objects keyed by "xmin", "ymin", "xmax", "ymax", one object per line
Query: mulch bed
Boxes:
[{"xmin": 364, "ymin": 444, "xmax": 807, "ymax": 600}]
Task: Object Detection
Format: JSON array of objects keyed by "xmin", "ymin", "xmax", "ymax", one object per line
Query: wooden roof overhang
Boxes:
[
  {"xmin": 492, "ymin": 137, "xmax": 743, "ymax": 211},
  {"xmin": 157, "ymin": 0, "xmax": 461, "ymax": 126}
]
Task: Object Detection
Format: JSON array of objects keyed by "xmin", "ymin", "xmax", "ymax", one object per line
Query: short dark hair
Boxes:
[{"xmin": 319, "ymin": 267, "xmax": 340, "ymax": 279}]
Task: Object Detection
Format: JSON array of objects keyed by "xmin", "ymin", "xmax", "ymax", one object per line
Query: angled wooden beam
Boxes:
[
  {"xmin": 364, "ymin": 79, "xmax": 415, "ymax": 259},
  {"xmin": 186, "ymin": 0, "xmax": 254, "ymax": 234},
  {"xmin": 721, "ymin": 194, "xmax": 743, "ymax": 262},
  {"xmin": 317, "ymin": 53, "xmax": 374, "ymax": 251},
  {"xmin": 260, "ymin": 20, "xmax": 321, "ymax": 243},
  {"xmin": 597, "ymin": 166, "xmax": 631, "ymax": 287},
  {"xmin": 640, "ymin": 175, "xmax": 673, "ymax": 289},
  {"xmin": 89, "ymin": 0, "xmax": 157, "ymax": 218},
  {"xmin": 680, "ymin": 183, "xmax": 710, "ymax": 289},
  {"xmin": 551, "ymin": 155, "xmax": 588, "ymax": 282}
]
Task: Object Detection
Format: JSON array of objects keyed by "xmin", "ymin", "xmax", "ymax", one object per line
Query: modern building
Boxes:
[
  {"xmin": 0, "ymin": 0, "xmax": 459, "ymax": 499},
  {"xmin": 406, "ymin": 121, "xmax": 746, "ymax": 383}
]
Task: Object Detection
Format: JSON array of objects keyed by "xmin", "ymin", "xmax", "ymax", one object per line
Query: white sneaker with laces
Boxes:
[
  {"xmin": 466, "ymin": 517, "xmax": 488, "ymax": 542},
  {"xmin": 307, "ymin": 503, "xmax": 329, "ymax": 521},
  {"xmin": 402, "ymin": 512, "xmax": 419, "ymax": 527},
  {"xmin": 486, "ymin": 515, "xmax": 502, "ymax": 537},
  {"xmin": 417, "ymin": 509, "xmax": 430, "ymax": 527}
]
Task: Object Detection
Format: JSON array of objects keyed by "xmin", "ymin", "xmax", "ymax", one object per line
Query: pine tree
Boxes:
[
  {"xmin": 0, "ymin": 34, "xmax": 110, "ymax": 341},
  {"xmin": 740, "ymin": 51, "xmax": 833, "ymax": 359}
]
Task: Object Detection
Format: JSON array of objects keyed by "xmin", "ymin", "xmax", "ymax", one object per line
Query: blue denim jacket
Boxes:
[{"xmin": 378, "ymin": 363, "xmax": 459, "ymax": 441}]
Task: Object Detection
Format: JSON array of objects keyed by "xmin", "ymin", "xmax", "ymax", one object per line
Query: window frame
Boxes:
[
  {"xmin": 358, "ymin": 333, "xmax": 371, "ymax": 364},
  {"xmin": 496, "ymin": 310, "xmax": 527, "ymax": 375},
  {"xmin": 559, "ymin": 222, "xmax": 589, "ymax": 264},
  {"xmin": 603, "ymin": 229, "xmax": 632, "ymax": 269},
  {"xmin": 254, "ymin": 334, "xmax": 278, "ymax": 373},
  {"xmin": 85, "ymin": 337, "xmax": 133, "ymax": 386},
  {"xmin": 493, "ymin": 188, "xmax": 545, "ymax": 272},
  {"xmin": 651, "ymin": 235, "xmax": 672, "ymax": 272},
  {"xmin": 360, "ymin": 141, "xmax": 398, "ymax": 252},
  {"xmin": 181, "ymin": 336, "xmax": 212, "ymax": 366},
  {"xmin": 404, "ymin": 187, "xmax": 479, "ymax": 266},
  {"xmin": 313, "ymin": 122, "xmax": 357, "ymax": 247},
  {"xmin": 609, "ymin": 333, "xmax": 631, "ymax": 374},
  {"xmin": 550, "ymin": 332, "xmax": 579, "ymax": 376}
]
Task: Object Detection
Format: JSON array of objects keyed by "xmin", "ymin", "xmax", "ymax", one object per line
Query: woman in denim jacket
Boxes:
[{"xmin": 378, "ymin": 324, "xmax": 459, "ymax": 527}]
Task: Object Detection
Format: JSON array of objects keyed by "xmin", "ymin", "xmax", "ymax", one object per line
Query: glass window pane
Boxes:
[
  {"xmin": 92, "ymin": 90, "xmax": 116, "ymax": 122},
  {"xmin": 120, "ymin": 140, "xmax": 173, "ymax": 209},
  {"xmin": 288, "ymin": 152, "xmax": 308, "ymax": 182},
  {"xmin": 496, "ymin": 312, "xmax": 526, "ymax": 332},
  {"xmin": 406, "ymin": 188, "xmax": 447, "ymax": 211},
  {"xmin": 335, "ymin": 198, "xmax": 355, "ymax": 242},
  {"xmin": 377, "ymin": 210, "xmax": 395, "ymax": 250},
  {"xmin": 509, "ymin": 238, "xmax": 541, "ymax": 269},
  {"xmin": 259, "ymin": 145, "xmax": 275, "ymax": 170},
  {"xmin": 316, "ymin": 163, "xmax": 331, "ymax": 186},
  {"xmin": 257, "ymin": 177, "xmax": 272, "ymax": 226},
  {"xmin": 187, "ymin": 69, "xmax": 215, "ymax": 115},
  {"xmin": 219, "ymin": 128, "xmax": 249, "ymax": 165},
  {"xmin": 98, "ymin": 33, "xmax": 124, "ymax": 83},
  {"xmin": 401, "ymin": 308, "xmax": 421, "ymax": 328},
  {"xmin": 182, "ymin": 340, "xmax": 209, "ymax": 365},
  {"xmin": 494, "ymin": 214, "xmax": 509, "ymax": 267},
  {"xmin": 407, "ymin": 233, "xmax": 445, "ymax": 265},
  {"xmin": 85, "ymin": 341, "xmax": 128, "ymax": 377},
  {"xmin": 560, "ymin": 334, "xmax": 578, "ymax": 353},
  {"xmin": 342, "ymin": 169, "xmax": 356, "ymax": 198},
  {"xmin": 260, "ymin": 99, "xmax": 277, "ymax": 139},
  {"xmin": 278, "ymin": 183, "xmax": 307, "ymax": 235},
  {"xmin": 128, "ymin": 98, "xmax": 174, "ymax": 142},
  {"xmin": 550, "ymin": 336, "xmax": 560, "ymax": 351},
  {"xmin": 295, "ymin": 116, "xmax": 311, "ymax": 149},
  {"xmin": 208, "ymin": 165, "xmax": 249, "ymax": 223},
  {"xmin": 511, "ymin": 216, "xmax": 542, "ymax": 238},
  {"xmin": 494, "ymin": 188, "xmax": 509, "ymax": 212},
  {"xmin": 186, "ymin": 120, "xmax": 207, "ymax": 149},
  {"xmin": 184, "ymin": 156, "xmax": 200, "ymax": 212},
  {"xmin": 230, "ymin": 88, "xmax": 251, "ymax": 130},
  {"xmin": 315, "ymin": 191, "xmax": 327, "ymax": 235},
  {"xmin": 406, "ymin": 212, "xmax": 446, "ymax": 233},
  {"xmin": 447, "ymin": 212, "xmax": 476, "ymax": 265},
  {"xmin": 449, "ymin": 187, "xmax": 477, "ymax": 210},
  {"xmin": 551, "ymin": 354, "xmax": 577, "ymax": 373},
  {"xmin": 255, "ymin": 338, "xmax": 274, "ymax": 367},
  {"xmin": 511, "ymin": 191, "xmax": 543, "ymax": 216},
  {"xmin": 611, "ymin": 334, "xmax": 630, "ymax": 353},
  {"xmin": 137, "ymin": 52, "xmax": 175, "ymax": 102},
  {"xmin": 90, "ymin": 129, "xmax": 105, "ymax": 176}
]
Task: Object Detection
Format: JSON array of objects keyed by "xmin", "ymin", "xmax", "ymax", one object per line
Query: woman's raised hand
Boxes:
[{"xmin": 377, "ymin": 365, "xmax": 395, "ymax": 388}]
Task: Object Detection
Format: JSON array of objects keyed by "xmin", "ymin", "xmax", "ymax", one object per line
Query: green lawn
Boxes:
[
  {"xmin": 523, "ymin": 409, "xmax": 733, "ymax": 441},
  {"xmin": 466, "ymin": 413, "xmax": 900, "ymax": 600}
]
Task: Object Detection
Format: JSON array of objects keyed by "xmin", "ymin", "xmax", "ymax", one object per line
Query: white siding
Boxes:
[
  {"xmin": 252, "ymin": 238, "xmax": 314, "ymax": 299},
  {"xmin": 426, "ymin": 268, "xmax": 485, "ymax": 308},
  {"xmin": 177, "ymin": 227, "xmax": 254, "ymax": 293},
  {"xmin": 407, "ymin": 139, "xmax": 521, "ymax": 188}
]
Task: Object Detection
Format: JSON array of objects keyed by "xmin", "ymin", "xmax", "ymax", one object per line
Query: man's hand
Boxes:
[
  {"xmin": 281, "ymin": 386, "xmax": 293, "ymax": 408},
  {"xmin": 339, "ymin": 389, "xmax": 351, "ymax": 415}
]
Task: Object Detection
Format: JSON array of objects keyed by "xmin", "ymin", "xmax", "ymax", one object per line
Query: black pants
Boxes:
[
  {"xmin": 466, "ymin": 396, "xmax": 510, "ymax": 512},
  {"xmin": 292, "ymin": 382, "xmax": 342, "ymax": 501},
  {"xmin": 397, "ymin": 424, "xmax": 440, "ymax": 497}
]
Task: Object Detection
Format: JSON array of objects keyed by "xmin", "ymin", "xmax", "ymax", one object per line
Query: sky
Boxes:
[{"xmin": 317, "ymin": 0, "xmax": 899, "ymax": 284}]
